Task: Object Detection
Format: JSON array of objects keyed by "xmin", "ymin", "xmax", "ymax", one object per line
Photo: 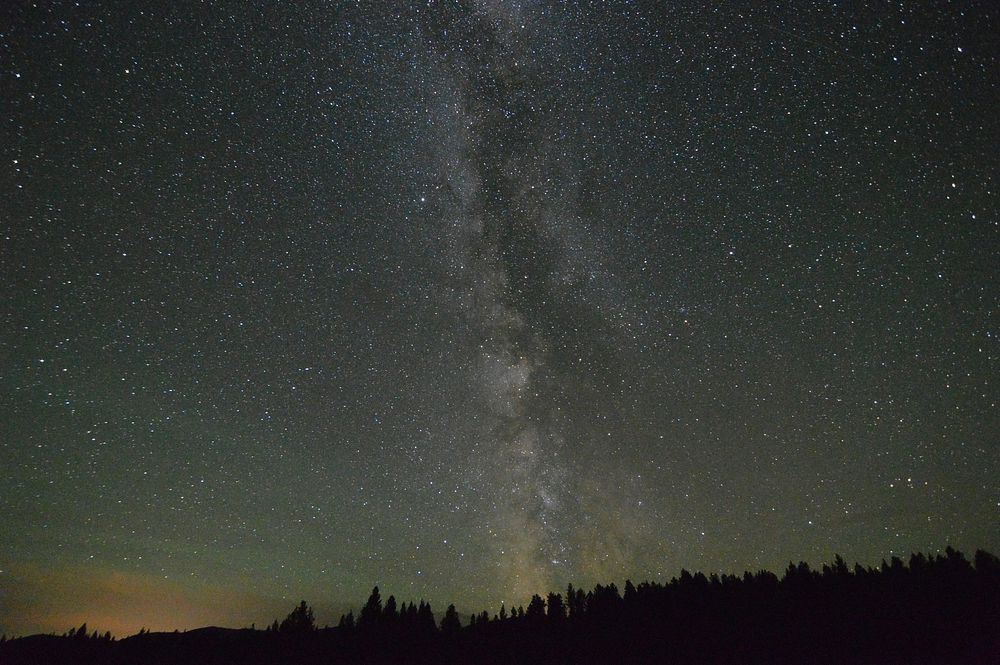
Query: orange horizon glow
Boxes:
[{"xmin": 0, "ymin": 563, "xmax": 302, "ymax": 638}]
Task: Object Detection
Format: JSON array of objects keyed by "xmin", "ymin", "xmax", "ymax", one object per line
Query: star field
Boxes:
[{"xmin": 1, "ymin": 1, "xmax": 997, "ymax": 636}]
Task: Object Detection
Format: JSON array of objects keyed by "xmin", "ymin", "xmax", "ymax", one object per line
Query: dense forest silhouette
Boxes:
[{"xmin": 2, "ymin": 548, "xmax": 998, "ymax": 664}]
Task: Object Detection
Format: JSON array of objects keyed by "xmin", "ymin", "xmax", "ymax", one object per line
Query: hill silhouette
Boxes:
[{"xmin": 2, "ymin": 548, "xmax": 998, "ymax": 664}]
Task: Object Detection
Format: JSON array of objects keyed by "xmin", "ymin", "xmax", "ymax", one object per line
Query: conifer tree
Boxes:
[
  {"xmin": 440, "ymin": 604, "xmax": 461, "ymax": 636},
  {"xmin": 359, "ymin": 587, "xmax": 383, "ymax": 629},
  {"xmin": 278, "ymin": 601, "xmax": 315, "ymax": 633}
]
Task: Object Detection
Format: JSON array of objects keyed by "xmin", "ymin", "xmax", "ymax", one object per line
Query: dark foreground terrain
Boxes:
[{"xmin": 3, "ymin": 548, "xmax": 999, "ymax": 664}]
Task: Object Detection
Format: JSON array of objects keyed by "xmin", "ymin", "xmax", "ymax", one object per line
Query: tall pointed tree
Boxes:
[
  {"xmin": 440, "ymin": 604, "xmax": 461, "ymax": 636},
  {"xmin": 359, "ymin": 586, "xmax": 383, "ymax": 629}
]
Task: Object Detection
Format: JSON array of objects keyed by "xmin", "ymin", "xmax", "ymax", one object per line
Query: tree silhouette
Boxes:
[
  {"xmin": 278, "ymin": 600, "xmax": 315, "ymax": 633},
  {"xmin": 417, "ymin": 600, "xmax": 436, "ymax": 634},
  {"xmin": 546, "ymin": 592, "xmax": 565, "ymax": 621},
  {"xmin": 624, "ymin": 579, "xmax": 637, "ymax": 602},
  {"xmin": 359, "ymin": 586, "xmax": 383, "ymax": 629},
  {"xmin": 567, "ymin": 583, "xmax": 586, "ymax": 619},
  {"xmin": 383, "ymin": 594, "xmax": 398, "ymax": 623},
  {"xmin": 440, "ymin": 604, "xmax": 461, "ymax": 636},
  {"xmin": 3, "ymin": 548, "xmax": 1000, "ymax": 665},
  {"xmin": 526, "ymin": 594, "xmax": 546, "ymax": 622}
]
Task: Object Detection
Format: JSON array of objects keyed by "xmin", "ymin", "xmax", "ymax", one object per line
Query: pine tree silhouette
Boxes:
[
  {"xmin": 526, "ymin": 594, "xmax": 546, "ymax": 622},
  {"xmin": 278, "ymin": 600, "xmax": 315, "ymax": 633},
  {"xmin": 440, "ymin": 604, "xmax": 461, "ymax": 636},
  {"xmin": 417, "ymin": 600, "xmax": 436, "ymax": 634},
  {"xmin": 383, "ymin": 595, "xmax": 398, "ymax": 623},
  {"xmin": 546, "ymin": 592, "xmax": 566, "ymax": 621},
  {"xmin": 4, "ymin": 548, "xmax": 999, "ymax": 665},
  {"xmin": 359, "ymin": 586, "xmax": 383, "ymax": 629}
]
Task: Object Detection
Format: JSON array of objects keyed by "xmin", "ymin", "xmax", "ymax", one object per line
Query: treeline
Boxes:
[{"xmin": 2, "ymin": 547, "xmax": 999, "ymax": 664}]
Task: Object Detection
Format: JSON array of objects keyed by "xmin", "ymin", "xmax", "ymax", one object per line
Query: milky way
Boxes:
[{"xmin": 423, "ymin": 3, "xmax": 594, "ymax": 598}]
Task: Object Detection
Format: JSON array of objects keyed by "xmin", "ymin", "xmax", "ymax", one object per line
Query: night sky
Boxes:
[{"xmin": 2, "ymin": 1, "xmax": 998, "ymax": 637}]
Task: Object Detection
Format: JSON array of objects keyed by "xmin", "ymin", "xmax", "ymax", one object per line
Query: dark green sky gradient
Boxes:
[{"xmin": 1, "ymin": 1, "xmax": 997, "ymax": 636}]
